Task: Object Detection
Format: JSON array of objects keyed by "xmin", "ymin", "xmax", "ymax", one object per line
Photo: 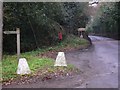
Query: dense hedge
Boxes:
[{"xmin": 3, "ymin": 2, "xmax": 89, "ymax": 53}]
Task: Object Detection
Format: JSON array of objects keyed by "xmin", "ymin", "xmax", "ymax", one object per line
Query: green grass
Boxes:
[
  {"xmin": 0, "ymin": 61, "xmax": 2, "ymax": 82},
  {"xmin": 62, "ymin": 35, "xmax": 89, "ymax": 47},
  {"xmin": 2, "ymin": 54, "xmax": 54, "ymax": 82},
  {"xmin": 2, "ymin": 35, "xmax": 89, "ymax": 83},
  {"xmin": 2, "ymin": 55, "xmax": 77, "ymax": 83}
]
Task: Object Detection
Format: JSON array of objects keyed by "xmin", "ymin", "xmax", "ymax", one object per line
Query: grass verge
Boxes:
[
  {"xmin": 29, "ymin": 34, "xmax": 89, "ymax": 55},
  {"xmin": 2, "ymin": 35, "xmax": 89, "ymax": 84}
]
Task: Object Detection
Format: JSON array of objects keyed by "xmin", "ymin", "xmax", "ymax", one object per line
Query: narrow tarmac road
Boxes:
[{"xmin": 3, "ymin": 36, "xmax": 119, "ymax": 88}]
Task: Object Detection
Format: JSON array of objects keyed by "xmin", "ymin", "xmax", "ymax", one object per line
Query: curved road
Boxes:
[{"xmin": 3, "ymin": 36, "xmax": 119, "ymax": 88}]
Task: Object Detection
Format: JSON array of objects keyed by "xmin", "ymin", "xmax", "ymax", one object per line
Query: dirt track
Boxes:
[{"xmin": 3, "ymin": 36, "xmax": 119, "ymax": 88}]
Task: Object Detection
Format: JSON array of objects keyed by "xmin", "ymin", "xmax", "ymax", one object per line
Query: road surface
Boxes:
[{"xmin": 3, "ymin": 36, "xmax": 119, "ymax": 88}]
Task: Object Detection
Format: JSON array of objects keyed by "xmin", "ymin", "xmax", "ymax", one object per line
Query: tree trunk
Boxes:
[{"xmin": 0, "ymin": 1, "xmax": 3, "ymax": 60}]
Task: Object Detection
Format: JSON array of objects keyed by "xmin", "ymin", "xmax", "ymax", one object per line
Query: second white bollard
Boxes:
[{"xmin": 54, "ymin": 52, "xmax": 67, "ymax": 66}]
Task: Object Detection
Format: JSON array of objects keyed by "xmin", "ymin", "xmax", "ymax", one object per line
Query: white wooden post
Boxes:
[
  {"xmin": 16, "ymin": 28, "xmax": 20, "ymax": 60},
  {"xmin": 0, "ymin": 1, "xmax": 3, "ymax": 60}
]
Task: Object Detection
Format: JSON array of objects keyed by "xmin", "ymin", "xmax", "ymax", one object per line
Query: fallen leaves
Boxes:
[{"xmin": 2, "ymin": 66, "xmax": 79, "ymax": 86}]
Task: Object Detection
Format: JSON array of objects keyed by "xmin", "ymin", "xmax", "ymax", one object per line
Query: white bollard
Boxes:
[
  {"xmin": 17, "ymin": 58, "xmax": 31, "ymax": 75},
  {"xmin": 54, "ymin": 52, "xmax": 67, "ymax": 66},
  {"xmin": 80, "ymin": 34, "xmax": 83, "ymax": 38}
]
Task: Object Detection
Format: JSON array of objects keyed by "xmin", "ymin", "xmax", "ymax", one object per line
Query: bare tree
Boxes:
[{"xmin": 0, "ymin": 1, "xmax": 3, "ymax": 60}]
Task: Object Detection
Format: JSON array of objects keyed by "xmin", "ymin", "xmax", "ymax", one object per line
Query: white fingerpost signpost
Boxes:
[
  {"xmin": 78, "ymin": 28, "xmax": 86, "ymax": 38},
  {"xmin": 54, "ymin": 52, "xmax": 67, "ymax": 66},
  {"xmin": 0, "ymin": 1, "xmax": 3, "ymax": 61},
  {"xmin": 4, "ymin": 28, "xmax": 31, "ymax": 75},
  {"xmin": 4, "ymin": 28, "xmax": 20, "ymax": 60}
]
